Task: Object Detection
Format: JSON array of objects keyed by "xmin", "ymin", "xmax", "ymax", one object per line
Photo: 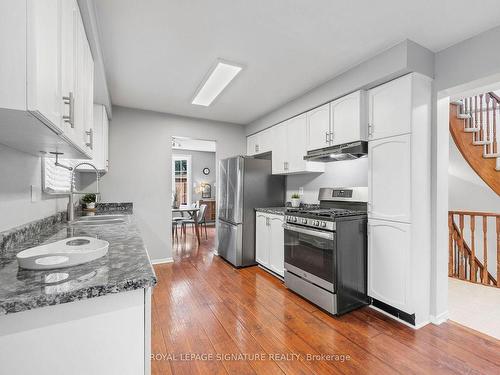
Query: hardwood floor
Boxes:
[{"xmin": 152, "ymin": 227, "xmax": 500, "ymax": 375}]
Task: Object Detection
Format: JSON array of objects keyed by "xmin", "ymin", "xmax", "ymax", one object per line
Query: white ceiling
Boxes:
[{"xmin": 94, "ymin": 0, "xmax": 500, "ymax": 124}]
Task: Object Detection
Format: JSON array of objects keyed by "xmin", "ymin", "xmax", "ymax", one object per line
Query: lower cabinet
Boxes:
[
  {"xmin": 368, "ymin": 218, "xmax": 412, "ymax": 314},
  {"xmin": 255, "ymin": 212, "xmax": 284, "ymax": 277}
]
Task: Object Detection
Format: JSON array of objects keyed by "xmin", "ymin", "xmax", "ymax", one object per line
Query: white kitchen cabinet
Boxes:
[
  {"xmin": 306, "ymin": 91, "xmax": 367, "ymax": 152},
  {"xmin": 368, "ymin": 219, "xmax": 412, "ymax": 314},
  {"xmin": 77, "ymin": 104, "xmax": 109, "ymax": 173},
  {"xmin": 367, "ymin": 73, "xmax": 432, "ymax": 327},
  {"xmin": 368, "ymin": 74, "xmax": 412, "ymax": 140},
  {"xmin": 272, "ymin": 115, "xmax": 324, "ymax": 175},
  {"xmin": 330, "ymin": 90, "xmax": 367, "ymax": 146},
  {"xmin": 271, "ymin": 123, "xmax": 288, "ymax": 174},
  {"xmin": 255, "ymin": 213, "xmax": 284, "ymax": 277},
  {"xmin": 246, "ymin": 128, "xmax": 272, "ymax": 156},
  {"xmin": 368, "ymin": 134, "xmax": 411, "ymax": 223},
  {"xmin": 255, "ymin": 213, "xmax": 269, "ymax": 267},
  {"xmin": 269, "ymin": 216, "xmax": 285, "ymax": 276},
  {"xmin": 0, "ymin": 0, "xmax": 94, "ymax": 159},
  {"xmin": 306, "ymin": 103, "xmax": 330, "ymax": 151}
]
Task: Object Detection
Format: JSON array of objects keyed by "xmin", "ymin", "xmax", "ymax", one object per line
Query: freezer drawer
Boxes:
[{"xmin": 217, "ymin": 219, "xmax": 243, "ymax": 267}]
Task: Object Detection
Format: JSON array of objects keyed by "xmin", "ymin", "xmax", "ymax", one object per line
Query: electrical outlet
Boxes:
[
  {"xmin": 298, "ymin": 187, "xmax": 304, "ymax": 196},
  {"xmin": 31, "ymin": 185, "xmax": 41, "ymax": 203}
]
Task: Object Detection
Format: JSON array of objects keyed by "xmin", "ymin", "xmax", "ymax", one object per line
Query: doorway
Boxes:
[{"xmin": 437, "ymin": 81, "xmax": 500, "ymax": 339}]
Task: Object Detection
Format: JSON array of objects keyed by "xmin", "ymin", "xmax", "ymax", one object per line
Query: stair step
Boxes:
[
  {"xmin": 451, "ymin": 100, "xmax": 463, "ymax": 106},
  {"xmin": 483, "ymin": 153, "xmax": 500, "ymax": 158},
  {"xmin": 464, "ymin": 127, "xmax": 480, "ymax": 133},
  {"xmin": 473, "ymin": 140, "xmax": 492, "ymax": 146},
  {"xmin": 457, "ymin": 113, "xmax": 471, "ymax": 119}
]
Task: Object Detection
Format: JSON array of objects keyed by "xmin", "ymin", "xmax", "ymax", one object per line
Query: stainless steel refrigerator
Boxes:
[{"xmin": 217, "ymin": 156, "xmax": 285, "ymax": 267}]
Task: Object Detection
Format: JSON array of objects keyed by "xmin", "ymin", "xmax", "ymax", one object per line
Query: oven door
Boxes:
[{"xmin": 284, "ymin": 223, "xmax": 336, "ymax": 292}]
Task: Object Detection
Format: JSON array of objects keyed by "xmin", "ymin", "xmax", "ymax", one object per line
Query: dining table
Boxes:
[{"xmin": 172, "ymin": 207, "xmax": 201, "ymax": 245}]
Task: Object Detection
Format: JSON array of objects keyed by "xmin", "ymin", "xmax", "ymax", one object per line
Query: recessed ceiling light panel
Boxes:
[{"xmin": 192, "ymin": 60, "xmax": 243, "ymax": 106}]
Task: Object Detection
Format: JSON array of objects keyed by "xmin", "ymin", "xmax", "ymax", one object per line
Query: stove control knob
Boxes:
[
  {"xmin": 302, "ymin": 218, "xmax": 307, "ymax": 224},
  {"xmin": 321, "ymin": 222, "xmax": 327, "ymax": 228},
  {"xmin": 314, "ymin": 220, "xmax": 320, "ymax": 226},
  {"xmin": 293, "ymin": 217, "xmax": 298, "ymax": 223}
]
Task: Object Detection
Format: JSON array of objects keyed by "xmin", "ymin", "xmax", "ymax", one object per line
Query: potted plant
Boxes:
[
  {"xmin": 291, "ymin": 193, "xmax": 301, "ymax": 208},
  {"xmin": 82, "ymin": 193, "xmax": 97, "ymax": 210}
]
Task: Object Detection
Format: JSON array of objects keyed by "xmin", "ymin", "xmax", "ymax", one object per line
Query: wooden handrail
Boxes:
[
  {"xmin": 449, "ymin": 211, "xmax": 498, "ymax": 287},
  {"xmin": 449, "ymin": 210, "xmax": 500, "ymax": 217}
]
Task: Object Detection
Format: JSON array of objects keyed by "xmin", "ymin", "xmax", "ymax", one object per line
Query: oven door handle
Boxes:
[{"xmin": 283, "ymin": 223, "xmax": 335, "ymax": 240}]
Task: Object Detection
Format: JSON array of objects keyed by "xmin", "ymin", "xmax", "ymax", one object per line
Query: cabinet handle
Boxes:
[
  {"xmin": 62, "ymin": 92, "xmax": 74, "ymax": 128},
  {"xmin": 85, "ymin": 128, "xmax": 93, "ymax": 150},
  {"xmin": 329, "ymin": 131, "xmax": 334, "ymax": 144},
  {"xmin": 325, "ymin": 131, "xmax": 329, "ymax": 144},
  {"xmin": 368, "ymin": 123, "xmax": 374, "ymax": 137},
  {"xmin": 256, "ymin": 144, "xmax": 259, "ymax": 153},
  {"xmin": 255, "ymin": 144, "xmax": 258, "ymax": 153}
]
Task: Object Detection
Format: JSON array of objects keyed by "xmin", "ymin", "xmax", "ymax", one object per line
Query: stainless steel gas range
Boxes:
[{"xmin": 283, "ymin": 187, "xmax": 369, "ymax": 315}]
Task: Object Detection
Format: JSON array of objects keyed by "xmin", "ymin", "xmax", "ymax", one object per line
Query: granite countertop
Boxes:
[
  {"xmin": 255, "ymin": 207, "xmax": 288, "ymax": 215},
  {"xmin": 0, "ymin": 207, "xmax": 157, "ymax": 315}
]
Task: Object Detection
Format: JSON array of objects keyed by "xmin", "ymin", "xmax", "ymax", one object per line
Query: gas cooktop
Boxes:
[{"xmin": 286, "ymin": 207, "xmax": 366, "ymax": 220}]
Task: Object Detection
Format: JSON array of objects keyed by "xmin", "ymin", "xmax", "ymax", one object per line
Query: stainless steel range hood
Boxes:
[{"xmin": 303, "ymin": 141, "xmax": 368, "ymax": 162}]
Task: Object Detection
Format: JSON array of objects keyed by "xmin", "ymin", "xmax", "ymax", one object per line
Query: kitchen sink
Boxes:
[
  {"xmin": 16, "ymin": 236, "xmax": 109, "ymax": 270},
  {"xmin": 70, "ymin": 214, "xmax": 127, "ymax": 226}
]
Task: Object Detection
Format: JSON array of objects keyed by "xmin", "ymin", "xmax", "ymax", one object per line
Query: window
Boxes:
[{"xmin": 172, "ymin": 155, "xmax": 192, "ymax": 206}]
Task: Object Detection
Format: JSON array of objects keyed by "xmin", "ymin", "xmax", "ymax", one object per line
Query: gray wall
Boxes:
[
  {"xmin": 172, "ymin": 149, "xmax": 216, "ymax": 202},
  {"xmin": 246, "ymin": 40, "xmax": 434, "ymax": 134},
  {"xmin": 98, "ymin": 106, "xmax": 245, "ymax": 261},
  {"xmin": 0, "ymin": 145, "xmax": 67, "ymax": 232},
  {"xmin": 435, "ymin": 25, "xmax": 500, "ymax": 93},
  {"xmin": 286, "ymin": 159, "xmax": 368, "ymax": 203}
]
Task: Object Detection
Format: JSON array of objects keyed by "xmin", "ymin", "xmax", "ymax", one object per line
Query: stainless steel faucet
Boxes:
[{"xmin": 67, "ymin": 162, "xmax": 100, "ymax": 222}]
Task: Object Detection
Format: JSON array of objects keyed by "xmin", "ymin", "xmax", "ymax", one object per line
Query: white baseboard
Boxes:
[
  {"xmin": 368, "ymin": 305, "xmax": 430, "ymax": 330},
  {"xmin": 430, "ymin": 311, "xmax": 449, "ymax": 325},
  {"xmin": 151, "ymin": 257, "xmax": 174, "ymax": 265}
]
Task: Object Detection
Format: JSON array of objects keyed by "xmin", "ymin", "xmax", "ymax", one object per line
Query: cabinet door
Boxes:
[
  {"xmin": 286, "ymin": 114, "xmax": 307, "ymax": 173},
  {"xmin": 255, "ymin": 214, "xmax": 269, "ymax": 267},
  {"xmin": 247, "ymin": 134, "xmax": 258, "ymax": 156},
  {"xmin": 74, "ymin": 13, "xmax": 94, "ymax": 155},
  {"xmin": 258, "ymin": 127, "xmax": 273, "ymax": 154},
  {"xmin": 26, "ymin": 0, "xmax": 62, "ymax": 130},
  {"xmin": 272, "ymin": 122, "xmax": 287, "ymax": 174},
  {"xmin": 368, "ymin": 74, "xmax": 412, "ymax": 140},
  {"xmin": 368, "ymin": 219, "xmax": 412, "ymax": 314},
  {"xmin": 269, "ymin": 216, "xmax": 284, "ymax": 277},
  {"xmin": 331, "ymin": 91, "xmax": 366, "ymax": 146},
  {"xmin": 60, "ymin": 0, "xmax": 78, "ymax": 142},
  {"xmin": 102, "ymin": 106, "xmax": 109, "ymax": 172},
  {"xmin": 368, "ymin": 134, "xmax": 411, "ymax": 223},
  {"xmin": 306, "ymin": 103, "xmax": 330, "ymax": 151}
]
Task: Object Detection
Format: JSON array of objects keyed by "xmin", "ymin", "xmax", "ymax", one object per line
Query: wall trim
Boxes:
[
  {"xmin": 369, "ymin": 305, "xmax": 430, "ymax": 330},
  {"xmin": 151, "ymin": 257, "xmax": 174, "ymax": 265},
  {"xmin": 430, "ymin": 311, "xmax": 449, "ymax": 325}
]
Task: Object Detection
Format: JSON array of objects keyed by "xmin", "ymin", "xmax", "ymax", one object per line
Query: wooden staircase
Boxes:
[
  {"xmin": 449, "ymin": 211, "xmax": 499, "ymax": 287},
  {"xmin": 450, "ymin": 93, "xmax": 500, "ymax": 195}
]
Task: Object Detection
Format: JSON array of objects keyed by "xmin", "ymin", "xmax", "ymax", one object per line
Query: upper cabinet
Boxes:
[
  {"xmin": 0, "ymin": 0, "xmax": 94, "ymax": 159},
  {"xmin": 368, "ymin": 74, "xmax": 412, "ymax": 140},
  {"xmin": 272, "ymin": 114, "xmax": 324, "ymax": 175},
  {"xmin": 330, "ymin": 91, "xmax": 367, "ymax": 146},
  {"xmin": 246, "ymin": 127, "xmax": 273, "ymax": 156},
  {"xmin": 306, "ymin": 103, "xmax": 330, "ymax": 151},
  {"xmin": 306, "ymin": 91, "xmax": 367, "ymax": 152},
  {"xmin": 77, "ymin": 104, "xmax": 109, "ymax": 173}
]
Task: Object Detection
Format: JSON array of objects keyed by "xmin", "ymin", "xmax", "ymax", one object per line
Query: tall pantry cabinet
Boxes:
[{"xmin": 367, "ymin": 73, "xmax": 432, "ymax": 327}]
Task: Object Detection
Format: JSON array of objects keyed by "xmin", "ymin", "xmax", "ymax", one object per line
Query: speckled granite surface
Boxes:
[
  {"xmin": 255, "ymin": 207, "xmax": 288, "ymax": 215},
  {"xmin": 0, "ymin": 206, "xmax": 156, "ymax": 315}
]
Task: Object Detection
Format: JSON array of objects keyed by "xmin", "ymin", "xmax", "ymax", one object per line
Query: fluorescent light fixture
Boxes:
[{"xmin": 192, "ymin": 60, "xmax": 243, "ymax": 106}]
